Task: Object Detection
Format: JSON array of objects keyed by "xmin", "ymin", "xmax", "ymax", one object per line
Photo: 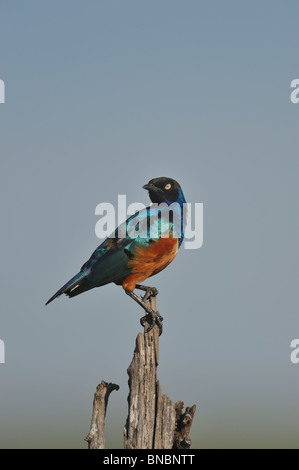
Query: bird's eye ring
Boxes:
[{"xmin": 164, "ymin": 183, "xmax": 171, "ymax": 190}]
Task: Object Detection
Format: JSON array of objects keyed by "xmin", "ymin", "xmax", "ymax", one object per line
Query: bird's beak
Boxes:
[{"xmin": 142, "ymin": 183, "xmax": 163, "ymax": 193}]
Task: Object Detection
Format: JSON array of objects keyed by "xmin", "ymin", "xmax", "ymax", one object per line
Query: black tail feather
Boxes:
[{"xmin": 45, "ymin": 270, "xmax": 89, "ymax": 305}]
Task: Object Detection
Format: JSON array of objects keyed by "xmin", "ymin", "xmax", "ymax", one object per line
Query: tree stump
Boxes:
[
  {"xmin": 124, "ymin": 295, "xmax": 196, "ymax": 449},
  {"xmin": 85, "ymin": 294, "xmax": 196, "ymax": 449}
]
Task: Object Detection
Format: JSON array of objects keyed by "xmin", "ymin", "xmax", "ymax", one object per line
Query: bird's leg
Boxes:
[
  {"xmin": 135, "ymin": 284, "xmax": 159, "ymax": 301},
  {"xmin": 125, "ymin": 289, "xmax": 163, "ymax": 335},
  {"xmin": 134, "ymin": 285, "xmax": 162, "ymax": 333}
]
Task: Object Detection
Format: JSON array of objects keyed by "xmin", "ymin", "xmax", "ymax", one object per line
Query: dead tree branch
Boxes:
[{"xmin": 85, "ymin": 380, "xmax": 119, "ymax": 449}]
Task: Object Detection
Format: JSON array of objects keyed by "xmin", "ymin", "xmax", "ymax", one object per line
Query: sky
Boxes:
[{"xmin": 0, "ymin": 0, "xmax": 298, "ymax": 448}]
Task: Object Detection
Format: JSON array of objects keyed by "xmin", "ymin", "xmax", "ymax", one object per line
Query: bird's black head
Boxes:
[{"xmin": 143, "ymin": 177, "xmax": 185, "ymax": 204}]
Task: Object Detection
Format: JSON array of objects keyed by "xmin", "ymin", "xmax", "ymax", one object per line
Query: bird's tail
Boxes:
[{"xmin": 45, "ymin": 270, "xmax": 90, "ymax": 305}]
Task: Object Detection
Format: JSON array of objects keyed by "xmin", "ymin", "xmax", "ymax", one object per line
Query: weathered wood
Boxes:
[
  {"xmin": 124, "ymin": 295, "xmax": 159, "ymax": 449},
  {"xmin": 124, "ymin": 295, "xmax": 196, "ymax": 449},
  {"xmin": 85, "ymin": 294, "xmax": 196, "ymax": 449},
  {"xmin": 173, "ymin": 401, "xmax": 197, "ymax": 449},
  {"xmin": 153, "ymin": 380, "xmax": 176, "ymax": 449},
  {"xmin": 85, "ymin": 380, "xmax": 119, "ymax": 449}
]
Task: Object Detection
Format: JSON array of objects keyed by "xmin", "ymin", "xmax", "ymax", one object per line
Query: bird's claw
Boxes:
[
  {"xmin": 126, "ymin": 285, "xmax": 163, "ymax": 335},
  {"xmin": 140, "ymin": 310, "xmax": 163, "ymax": 336},
  {"xmin": 141, "ymin": 287, "xmax": 159, "ymax": 302}
]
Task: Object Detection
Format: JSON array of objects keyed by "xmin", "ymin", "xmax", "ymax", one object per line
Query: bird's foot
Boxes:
[
  {"xmin": 135, "ymin": 284, "xmax": 159, "ymax": 301},
  {"xmin": 140, "ymin": 310, "xmax": 164, "ymax": 335},
  {"xmin": 137, "ymin": 285, "xmax": 162, "ymax": 334},
  {"xmin": 125, "ymin": 287, "xmax": 163, "ymax": 335},
  {"xmin": 142, "ymin": 287, "xmax": 159, "ymax": 302}
]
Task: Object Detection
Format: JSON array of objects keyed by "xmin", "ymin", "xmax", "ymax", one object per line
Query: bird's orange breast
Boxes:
[{"xmin": 122, "ymin": 236, "xmax": 179, "ymax": 292}]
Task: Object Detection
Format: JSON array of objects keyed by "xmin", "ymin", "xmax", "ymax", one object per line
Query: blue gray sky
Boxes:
[{"xmin": 0, "ymin": 0, "xmax": 298, "ymax": 448}]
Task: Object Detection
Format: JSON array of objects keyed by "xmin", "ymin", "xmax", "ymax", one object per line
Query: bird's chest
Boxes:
[{"xmin": 129, "ymin": 236, "xmax": 179, "ymax": 277}]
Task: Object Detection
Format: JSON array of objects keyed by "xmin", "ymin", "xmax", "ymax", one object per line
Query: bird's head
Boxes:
[{"xmin": 143, "ymin": 177, "xmax": 186, "ymax": 205}]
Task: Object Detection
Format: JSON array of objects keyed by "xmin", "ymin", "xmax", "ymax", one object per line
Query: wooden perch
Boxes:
[
  {"xmin": 85, "ymin": 380, "xmax": 119, "ymax": 449},
  {"xmin": 85, "ymin": 294, "xmax": 196, "ymax": 449},
  {"xmin": 124, "ymin": 295, "xmax": 196, "ymax": 449}
]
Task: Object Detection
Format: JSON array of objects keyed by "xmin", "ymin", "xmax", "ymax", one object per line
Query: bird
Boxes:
[{"xmin": 46, "ymin": 177, "xmax": 187, "ymax": 333}]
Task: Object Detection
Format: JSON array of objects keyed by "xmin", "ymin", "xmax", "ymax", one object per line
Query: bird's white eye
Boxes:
[{"xmin": 164, "ymin": 183, "xmax": 171, "ymax": 190}]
